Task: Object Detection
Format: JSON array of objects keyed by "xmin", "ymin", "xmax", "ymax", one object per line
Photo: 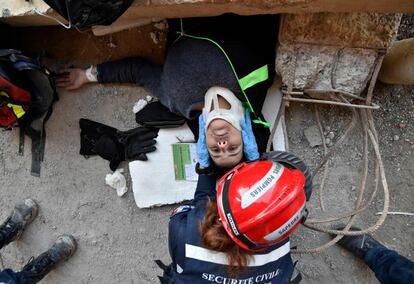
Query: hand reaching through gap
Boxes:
[{"xmin": 56, "ymin": 68, "xmax": 89, "ymax": 91}]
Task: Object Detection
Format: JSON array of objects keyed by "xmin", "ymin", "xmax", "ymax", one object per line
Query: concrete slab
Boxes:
[
  {"xmin": 1, "ymin": 0, "xmax": 414, "ymax": 27},
  {"xmin": 276, "ymin": 13, "xmax": 401, "ymax": 95}
]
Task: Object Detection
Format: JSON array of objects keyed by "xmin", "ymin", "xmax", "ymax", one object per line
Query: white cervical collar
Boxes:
[{"xmin": 202, "ymin": 86, "xmax": 244, "ymax": 131}]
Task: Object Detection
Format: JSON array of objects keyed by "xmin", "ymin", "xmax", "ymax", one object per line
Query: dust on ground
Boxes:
[
  {"xmin": 397, "ymin": 13, "xmax": 414, "ymax": 40},
  {"xmin": 0, "ymin": 14, "xmax": 413, "ymax": 284},
  {"xmin": 286, "ymin": 83, "xmax": 414, "ymax": 283},
  {"xmin": 0, "ymin": 83, "xmax": 173, "ymax": 283}
]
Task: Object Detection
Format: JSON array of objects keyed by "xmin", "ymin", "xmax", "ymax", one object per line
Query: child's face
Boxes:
[{"xmin": 205, "ymin": 118, "xmax": 243, "ymax": 168}]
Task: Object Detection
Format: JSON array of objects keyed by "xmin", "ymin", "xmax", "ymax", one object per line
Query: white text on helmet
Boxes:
[
  {"xmin": 241, "ymin": 163, "xmax": 284, "ymax": 209},
  {"xmin": 226, "ymin": 213, "xmax": 240, "ymax": 236},
  {"xmin": 264, "ymin": 205, "xmax": 306, "ymax": 241}
]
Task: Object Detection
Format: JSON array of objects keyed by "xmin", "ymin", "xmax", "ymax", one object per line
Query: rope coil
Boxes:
[{"xmin": 267, "ymin": 53, "xmax": 389, "ymax": 254}]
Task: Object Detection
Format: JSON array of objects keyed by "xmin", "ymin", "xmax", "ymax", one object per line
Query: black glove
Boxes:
[
  {"xmin": 93, "ymin": 134, "xmax": 125, "ymax": 171},
  {"xmin": 79, "ymin": 118, "xmax": 159, "ymax": 171},
  {"xmin": 79, "ymin": 118, "xmax": 118, "ymax": 156},
  {"xmin": 117, "ymin": 127, "xmax": 159, "ymax": 161},
  {"xmin": 135, "ymin": 101, "xmax": 186, "ymax": 128}
]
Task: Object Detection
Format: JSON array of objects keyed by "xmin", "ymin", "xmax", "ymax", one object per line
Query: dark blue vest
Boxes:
[{"xmin": 166, "ymin": 202, "xmax": 294, "ymax": 284}]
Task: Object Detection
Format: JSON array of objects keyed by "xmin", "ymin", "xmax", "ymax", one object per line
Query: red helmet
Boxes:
[{"xmin": 216, "ymin": 160, "xmax": 307, "ymax": 252}]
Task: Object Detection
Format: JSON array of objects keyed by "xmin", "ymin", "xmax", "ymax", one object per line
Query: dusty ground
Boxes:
[
  {"xmin": 286, "ymin": 82, "xmax": 414, "ymax": 283},
  {"xmin": 0, "ymin": 14, "xmax": 413, "ymax": 284}
]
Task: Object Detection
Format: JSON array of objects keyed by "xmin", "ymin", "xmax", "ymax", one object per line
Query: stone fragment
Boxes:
[
  {"xmin": 304, "ymin": 125, "xmax": 322, "ymax": 147},
  {"xmin": 276, "ymin": 13, "xmax": 401, "ymax": 95}
]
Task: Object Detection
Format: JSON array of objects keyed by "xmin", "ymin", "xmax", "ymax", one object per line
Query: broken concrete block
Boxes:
[
  {"xmin": 276, "ymin": 12, "xmax": 402, "ymax": 95},
  {"xmin": 276, "ymin": 44, "xmax": 377, "ymax": 94}
]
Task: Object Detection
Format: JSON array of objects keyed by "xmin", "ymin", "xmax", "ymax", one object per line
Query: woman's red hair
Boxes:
[{"xmin": 199, "ymin": 199, "xmax": 252, "ymax": 277}]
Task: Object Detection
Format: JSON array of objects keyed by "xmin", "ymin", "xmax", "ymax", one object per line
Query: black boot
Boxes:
[
  {"xmin": 21, "ymin": 234, "xmax": 77, "ymax": 284},
  {"xmin": 0, "ymin": 199, "xmax": 38, "ymax": 248},
  {"xmin": 332, "ymin": 226, "xmax": 384, "ymax": 259}
]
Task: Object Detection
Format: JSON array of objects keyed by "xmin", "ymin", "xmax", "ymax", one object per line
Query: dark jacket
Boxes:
[
  {"xmin": 167, "ymin": 14, "xmax": 279, "ymax": 126},
  {"xmin": 97, "ymin": 14, "xmax": 277, "ymax": 153},
  {"xmin": 164, "ymin": 174, "xmax": 294, "ymax": 284}
]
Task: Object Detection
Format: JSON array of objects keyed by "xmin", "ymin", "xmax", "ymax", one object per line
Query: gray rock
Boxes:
[{"xmin": 304, "ymin": 125, "xmax": 323, "ymax": 147}]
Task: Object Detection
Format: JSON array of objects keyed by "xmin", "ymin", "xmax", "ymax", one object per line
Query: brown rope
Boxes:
[
  {"xmin": 282, "ymin": 96, "xmax": 380, "ymax": 110},
  {"xmin": 282, "ymin": 116, "xmax": 289, "ymax": 152},
  {"xmin": 289, "ymin": 54, "xmax": 389, "ymax": 252},
  {"xmin": 306, "ymin": 161, "xmax": 380, "ymax": 224},
  {"xmin": 302, "ymin": 125, "xmax": 390, "ymax": 237},
  {"xmin": 283, "ymin": 88, "xmax": 367, "ymax": 102},
  {"xmin": 314, "ymin": 105, "xmax": 328, "ymax": 211},
  {"xmin": 305, "ymin": 57, "xmax": 383, "ymax": 224},
  {"xmin": 293, "ymin": 96, "xmax": 365, "ymax": 253},
  {"xmin": 312, "ymin": 96, "xmax": 358, "ymax": 177},
  {"xmin": 366, "ymin": 54, "xmax": 385, "ymax": 105},
  {"xmin": 266, "ymin": 99, "xmax": 286, "ymax": 153},
  {"xmin": 293, "ymin": 108, "xmax": 390, "ymax": 252}
]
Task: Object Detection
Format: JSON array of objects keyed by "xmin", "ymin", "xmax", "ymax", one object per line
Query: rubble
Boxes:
[{"xmin": 304, "ymin": 125, "xmax": 323, "ymax": 147}]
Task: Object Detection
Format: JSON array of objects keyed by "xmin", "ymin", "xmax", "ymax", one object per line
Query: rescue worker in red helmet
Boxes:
[{"xmin": 158, "ymin": 151, "xmax": 312, "ymax": 283}]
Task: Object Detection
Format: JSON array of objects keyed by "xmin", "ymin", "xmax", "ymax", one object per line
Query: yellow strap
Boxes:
[
  {"xmin": 8, "ymin": 103, "xmax": 25, "ymax": 118},
  {"xmin": 1, "ymin": 91, "xmax": 26, "ymax": 118}
]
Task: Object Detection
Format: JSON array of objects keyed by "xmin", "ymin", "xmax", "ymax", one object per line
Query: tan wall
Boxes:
[
  {"xmin": 379, "ymin": 38, "xmax": 414, "ymax": 85},
  {"xmin": 124, "ymin": 0, "xmax": 414, "ymax": 18},
  {"xmin": 1, "ymin": 0, "xmax": 414, "ymax": 27},
  {"xmin": 279, "ymin": 13, "xmax": 401, "ymax": 50},
  {"xmin": 13, "ymin": 24, "xmax": 167, "ymax": 67}
]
